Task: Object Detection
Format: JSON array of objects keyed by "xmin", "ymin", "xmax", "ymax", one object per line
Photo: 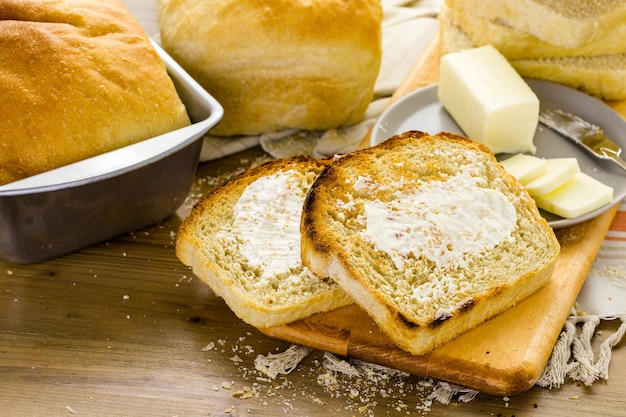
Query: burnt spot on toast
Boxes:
[
  {"xmin": 429, "ymin": 310, "xmax": 452, "ymax": 328},
  {"xmin": 397, "ymin": 312, "xmax": 420, "ymax": 330}
]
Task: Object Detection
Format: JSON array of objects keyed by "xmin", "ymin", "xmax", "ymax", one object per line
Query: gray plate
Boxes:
[
  {"xmin": 370, "ymin": 79, "xmax": 626, "ymax": 229},
  {"xmin": 0, "ymin": 41, "xmax": 223, "ymax": 263}
]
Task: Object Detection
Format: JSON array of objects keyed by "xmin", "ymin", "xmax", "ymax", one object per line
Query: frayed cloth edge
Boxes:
[{"xmin": 537, "ymin": 309, "xmax": 626, "ymax": 388}]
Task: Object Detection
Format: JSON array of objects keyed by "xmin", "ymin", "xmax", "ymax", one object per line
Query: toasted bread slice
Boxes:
[
  {"xmin": 177, "ymin": 156, "xmax": 352, "ymax": 328},
  {"xmin": 301, "ymin": 131, "xmax": 560, "ymax": 355}
]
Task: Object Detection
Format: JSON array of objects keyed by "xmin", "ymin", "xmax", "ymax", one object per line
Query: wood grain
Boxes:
[
  {"xmin": 1, "ymin": 3, "xmax": 625, "ymax": 416},
  {"xmin": 261, "ymin": 32, "xmax": 623, "ymax": 396}
]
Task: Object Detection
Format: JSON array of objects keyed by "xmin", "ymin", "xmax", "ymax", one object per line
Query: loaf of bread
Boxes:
[
  {"xmin": 301, "ymin": 131, "xmax": 560, "ymax": 356},
  {"xmin": 0, "ymin": 0, "xmax": 191, "ymax": 186},
  {"xmin": 176, "ymin": 156, "xmax": 352, "ymax": 328},
  {"xmin": 157, "ymin": 0, "xmax": 382, "ymax": 137},
  {"xmin": 439, "ymin": 4, "xmax": 626, "ymax": 100},
  {"xmin": 445, "ymin": 0, "xmax": 626, "ymax": 49},
  {"xmin": 0, "ymin": 0, "xmax": 189, "ymax": 184},
  {"xmin": 446, "ymin": 1, "xmax": 626, "ymax": 59}
]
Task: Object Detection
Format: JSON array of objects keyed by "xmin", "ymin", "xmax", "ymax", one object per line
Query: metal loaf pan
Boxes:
[{"xmin": 0, "ymin": 41, "xmax": 223, "ymax": 264}]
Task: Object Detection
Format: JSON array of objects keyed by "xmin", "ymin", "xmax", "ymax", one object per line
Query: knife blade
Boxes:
[{"xmin": 538, "ymin": 109, "xmax": 626, "ymax": 173}]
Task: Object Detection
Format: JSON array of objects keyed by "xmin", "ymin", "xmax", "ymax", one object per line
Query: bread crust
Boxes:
[
  {"xmin": 302, "ymin": 131, "xmax": 560, "ymax": 355},
  {"xmin": 0, "ymin": 0, "xmax": 190, "ymax": 185},
  {"xmin": 157, "ymin": 0, "xmax": 382, "ymax": 136},
  {"xmin": 445, "ymin": 0, "xmax": 626, "ymax": 49},
  {"xmin": 447, "ymin": 2, "xmax": 626, "ymax": 59},
  {"xmin": 177, "ymin": 156, "xmax": 352, "ymax": 328},
  {"xmin": 439, "ymin": 5, "xmax": 626, "ymax": 100}
]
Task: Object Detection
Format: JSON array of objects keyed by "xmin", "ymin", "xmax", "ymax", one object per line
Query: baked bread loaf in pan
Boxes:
[
  {"xmin": 0, "ymin": 0, "xmax": 191, "ymax": 185},
  {"xmin": 0, "ymin": 2, "xmax": 223, "ymax": 264},
  {"xmin": 301, "ymin": 131, "xmax": 561, "ymax": 356}
]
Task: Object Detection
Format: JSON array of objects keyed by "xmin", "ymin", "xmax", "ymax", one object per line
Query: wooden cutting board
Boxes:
[{"xmin": 260, "ymin": 34, "xmax": 623, "ymax": 396}]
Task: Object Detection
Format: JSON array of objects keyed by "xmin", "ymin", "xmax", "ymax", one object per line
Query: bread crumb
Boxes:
[
  {"xmin": 254, "ymin": 345, "xmax": 312, "ymax": 378},
  {"xmin": 201, "ymin": 342, "xmax": 216, "ymax": 351},
  {"xmin": 233, "ymin": 387, "xmax": 254, "ymax": 399},
  {"xmin": 200, "ymin": 337, "xmax": 487, "ymax": 415},
  {"xmin": 312, "ymin": 397, "xmax": 326, "ymax": 406},
  {"xmin": 180, "ymin": 154, "xmax": 272, "ymax": 215}
]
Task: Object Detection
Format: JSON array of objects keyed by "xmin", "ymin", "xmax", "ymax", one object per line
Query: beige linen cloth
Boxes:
[
  {"xmin": 194, "ymin": 0, "xmax": 626, "ymax": 393},
  {"xmin": 538, "ymin": 202, "xmax": 626, "ymax": 388}
]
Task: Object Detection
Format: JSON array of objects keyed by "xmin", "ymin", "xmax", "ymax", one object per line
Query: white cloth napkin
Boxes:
[
  {"xmin": 198, "ymin": 0, "xmax": 443, "ymax": 161},
  {"xmin": 538, "ymin": 200, "xmax": 626, "ymax": 388}
]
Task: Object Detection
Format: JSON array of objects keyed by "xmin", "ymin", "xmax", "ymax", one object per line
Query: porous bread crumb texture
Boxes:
[
  {"xmin": 180, "ymin": 157, "xmax": 338, "ymax": 310},
  {"xmin": 305, "ymin": 133, "xmax": 558, "ymax": 327},
  {"xmin": 534, "ymin": 0, "xmax": 623, "ymax": 19}
]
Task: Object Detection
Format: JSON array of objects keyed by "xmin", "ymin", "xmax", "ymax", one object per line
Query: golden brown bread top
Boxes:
[
  {"xmin": 0, "ymin": 0, "xmax": 190, "ymax": 185},
  {"xmin": 157, "ymin": 0, "xmax": 382, "ymax": 136}
]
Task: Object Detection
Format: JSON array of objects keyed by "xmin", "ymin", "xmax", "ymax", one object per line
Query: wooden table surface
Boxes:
[{"xmin": 1, "ymin": 1, "xmax": 625, "ymax": 416}]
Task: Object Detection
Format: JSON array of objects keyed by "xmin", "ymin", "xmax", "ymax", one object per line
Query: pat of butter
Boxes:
[
  {"xmin": 534, "ymin": 172, "xmax": 614, "ymax": 219},
  {"xmin": 524, "ymin": 158, "xmax": 579, "ymax": 197},
  {"xmin": 500, "ymin": 154, "xmax": 547, "ymax": 184},
  {"xmin": 439, "ymin": 45, "xmax": 539, "ymax": 154}
]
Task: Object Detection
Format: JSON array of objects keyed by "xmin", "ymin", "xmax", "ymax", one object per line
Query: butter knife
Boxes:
[{"xmin": 538, "ymin": 109, "xmax": 626, "ymax": 173}]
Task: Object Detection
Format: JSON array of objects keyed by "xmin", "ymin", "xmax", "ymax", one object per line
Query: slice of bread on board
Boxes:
[
  {"xmin": 177, "ymin": 156, "xmax": 352, "ymax": 328},
  {"xmin": 301, "ymin": 131, "xmax": 560, "ymax": 356},
  {"xmin": 439, "ymin": 5, "xmax": 626, "ymax": 100}
]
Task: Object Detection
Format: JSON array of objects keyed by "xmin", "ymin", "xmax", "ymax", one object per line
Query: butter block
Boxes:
[
  {"xmin": 500, "ymin": 154, "xmax": 547, "ymax": 184},
  {"xmin": 534, "ymin": 172, "xmax": 614, "ymax": 219},
  {"xmin": 439, "ymin": 45, "xmax": 539, "ymax": 154},
  {"xmin": 524, "ymin": 157, "xmax": 579, "ymax": 197}
]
